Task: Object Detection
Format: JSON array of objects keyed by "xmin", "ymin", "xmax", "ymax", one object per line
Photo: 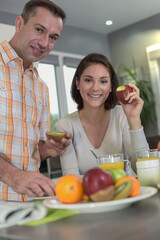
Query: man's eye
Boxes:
[
  {"xmin": 36, "ymin": 28, "xmax": 42, "ymax": 33},
  {"xmin": 50, "ymin": 36, "xmax": 57, "ymax": 41}
]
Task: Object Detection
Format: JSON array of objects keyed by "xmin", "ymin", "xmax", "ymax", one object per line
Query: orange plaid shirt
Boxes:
[{"xmin": 0, "ymin": 41, "xmax": 50, "ymax": 201}]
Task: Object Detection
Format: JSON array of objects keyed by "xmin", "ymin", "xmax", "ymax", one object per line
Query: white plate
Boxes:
[
  {"xmin": 43, "ymin": 186, "xmax": 157, "ymax": 214},
  {"xmin": 28, "ymin": 196, "xmax": 53, "ymax": 201}
]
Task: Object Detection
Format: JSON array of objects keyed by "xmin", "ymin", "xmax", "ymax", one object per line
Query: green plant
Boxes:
[
  {"xmin": 50, "ymin": 113, "xmax": 59, "ymax": 132},
  {"xmin": 117, "ymin": 59, "xmax": 157, "ymax": 129}
]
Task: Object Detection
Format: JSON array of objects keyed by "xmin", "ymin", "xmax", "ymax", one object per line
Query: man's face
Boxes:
[{"xmin": 15, "ymin": 7, "xmax": 63, "ymax": 69}]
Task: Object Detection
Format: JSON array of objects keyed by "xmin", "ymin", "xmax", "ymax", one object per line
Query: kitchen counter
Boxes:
[{"xmin": 0, "ymin": 190, "xmax": 160, "ymax": 240}]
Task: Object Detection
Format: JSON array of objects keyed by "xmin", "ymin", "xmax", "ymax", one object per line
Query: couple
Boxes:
[{"xmin": 0, "ymin": 0, "xmax": 148, "ymax": 201}]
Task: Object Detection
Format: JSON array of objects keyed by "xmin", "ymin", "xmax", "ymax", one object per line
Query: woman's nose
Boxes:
[{"xmin": 92, "ymin": 82, "xmax": 99, "ymax": 90}]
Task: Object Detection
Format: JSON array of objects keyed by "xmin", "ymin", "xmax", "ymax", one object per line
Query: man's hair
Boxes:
[
  {"xmin": 71, "ymin": 53, "xmax": 119, "ymax": 110},
  {"xmin": 21, "ymin": 0, "xmax": 66, "ymax": 24}
]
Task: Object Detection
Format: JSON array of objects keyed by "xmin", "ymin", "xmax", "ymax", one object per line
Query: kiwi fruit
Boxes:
[
  {"xmin": 90, "ymin": 186, "xmax": 116, "ymax": 202},
  {"xmin": 112, "ymin": 179, "xmax": 132, "ymax": 200},
  {"xmin": 47, "ymin": 131, "xmax": 67, "ymax": 141}
]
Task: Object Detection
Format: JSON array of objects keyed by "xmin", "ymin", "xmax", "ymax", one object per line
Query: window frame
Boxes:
[{"xmin": 39, "ymin": 50, "xmax": 83, "ymax": 118}]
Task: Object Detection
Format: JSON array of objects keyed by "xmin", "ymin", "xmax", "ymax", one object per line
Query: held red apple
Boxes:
[
  {"xmin": 83, "ymin": 167, "xmax": 115, "ymax": 201},
  {"xmin": 116, "ymin": 85, "xmax": 133, "ymax": 104},
  {"xmin": 157, "ymin": 141, "xmax": 160, "ymax": 151}
]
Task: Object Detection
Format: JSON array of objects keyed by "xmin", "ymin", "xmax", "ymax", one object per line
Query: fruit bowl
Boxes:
[{"xmin": 43, "ymin": 186, "xmax": 157, "ymax": 213}]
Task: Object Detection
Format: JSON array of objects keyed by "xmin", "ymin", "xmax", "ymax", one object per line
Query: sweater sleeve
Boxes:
[
  {"xmin": 122, "ymin": 121, "xmax": 149, "ymax": 170},
  {"xmin": 130, "ymin": 127, "xmax": 149, "ymax": 160},
  {"xmin": 56, "ymin": 117, "xmax": 80, "ymax": 176},
  {"xmin": 119, "ymin": 107, "xmax": 149, "ymax": 171}
]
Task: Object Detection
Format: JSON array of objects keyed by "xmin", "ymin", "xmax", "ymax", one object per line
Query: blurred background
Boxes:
[{"xmin": 0, "ymin": 0, "xmax": 160, "ymax": 175}]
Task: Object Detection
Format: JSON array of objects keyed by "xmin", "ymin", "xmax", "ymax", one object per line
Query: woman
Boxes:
[{"xmin": 57, "ymin": 53, "xmax": 148, "ymax": 175}]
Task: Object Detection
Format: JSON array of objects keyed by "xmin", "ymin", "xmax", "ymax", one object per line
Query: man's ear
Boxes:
[{"xmin": 15, "ymin": 16, "xmax": 24, "ymax": 33}]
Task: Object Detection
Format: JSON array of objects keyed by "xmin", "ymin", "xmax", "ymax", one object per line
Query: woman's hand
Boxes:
[{"xmin": 121, "ymin": 83, "xmax": 144, "ymax": 130}]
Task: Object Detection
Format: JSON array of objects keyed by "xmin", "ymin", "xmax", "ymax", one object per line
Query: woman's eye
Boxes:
[
  {"xmin": 85, "ymin": 78, "xmax": 92, "ymax": 83},
  {"xmin": 101, "ymin": 79, "xmax": 107, "ymax": 84}
]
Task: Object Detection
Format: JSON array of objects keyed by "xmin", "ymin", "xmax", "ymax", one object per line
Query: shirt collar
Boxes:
[{"xmin": 0, "ymin": 40, "xmax": 36, "ymax": 71}]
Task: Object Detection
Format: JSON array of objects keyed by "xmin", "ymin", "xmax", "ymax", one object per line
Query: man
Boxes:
[{"xmin": 0, "ymin": 0, "xmax": 71, "ymax": 201}]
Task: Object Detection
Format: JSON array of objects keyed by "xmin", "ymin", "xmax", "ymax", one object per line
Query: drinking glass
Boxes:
[
  {"xmin": 136, "ymin": 149, "xmax": 160, "ymax": 187},
  {"xmin": 97, "ymin": 153, "xmax": 130, "ymax": 170}
]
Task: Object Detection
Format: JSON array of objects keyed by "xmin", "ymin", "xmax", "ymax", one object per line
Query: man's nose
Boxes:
[{"xmin": 39, "ymin": 35, "xmax": 49, "ymax": 48}]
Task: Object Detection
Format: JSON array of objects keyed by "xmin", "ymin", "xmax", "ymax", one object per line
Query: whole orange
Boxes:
[{"xmin": 55, "ymin": 175, "xmax": 83, "ymax": 203}]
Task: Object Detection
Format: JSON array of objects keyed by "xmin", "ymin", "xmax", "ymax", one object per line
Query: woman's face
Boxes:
[{"xmin": 76, "ymin": 63, "xmax": 112, "ymax": 109}]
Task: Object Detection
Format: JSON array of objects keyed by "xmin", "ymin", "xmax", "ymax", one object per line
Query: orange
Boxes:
[
  {"xmin": 115, "ymin": 176, "xmax": 140, "ymax": 197},
  {"xmin": 55, "ymin": 175, "xmax": 83, "ymax": 203},
  {"xmin": 81, "ymin": 193, "xmax": 89, "ymax": 201}
]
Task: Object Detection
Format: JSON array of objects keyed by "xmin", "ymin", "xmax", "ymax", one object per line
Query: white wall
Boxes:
[{"xmin": 0, "ymin": 23, "xmax": 15, "ymax": 42}]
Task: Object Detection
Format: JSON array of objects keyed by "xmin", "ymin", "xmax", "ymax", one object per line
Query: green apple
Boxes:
[{"xmin": 106, "ymin": 169, "xmax": 126, "ymax": 183}]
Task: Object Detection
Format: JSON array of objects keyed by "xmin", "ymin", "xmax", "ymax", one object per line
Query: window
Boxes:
[
  {"xmin": 37, "ymin": 63, "xmax": 59, "ymax": 131},
  {"xmin": 63, "ymin": 66, "xmax": 77, "ymax": 114},
  {"xmin": 38, "ymin": 52, "xmax": 83, "ymax": 131}
]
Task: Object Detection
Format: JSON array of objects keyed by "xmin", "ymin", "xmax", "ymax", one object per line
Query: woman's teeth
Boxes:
[{"xmin": 89, "ymin": 94, "xmax": 101, "ymax": 98}]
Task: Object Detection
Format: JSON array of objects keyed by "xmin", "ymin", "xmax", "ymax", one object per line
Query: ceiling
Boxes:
[{"xmin": 0, "ymin": 0, "xmax": 160, "ymax": 34}]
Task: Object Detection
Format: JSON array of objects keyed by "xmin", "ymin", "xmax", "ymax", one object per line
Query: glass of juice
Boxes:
[
  {"xmin": 136, "ymin": 149, "xmax": 160, "ymax": 186},
  {"xmin": 97, "ymin": 153, "xmax": 129, "ymax": 170},
  {"xmin": 136, "ymin": 159, "xmax": 159, "ymax": 187},
  {"xmin": 136, "ymin": 149, "xmax": 159, "ymax": 161}
]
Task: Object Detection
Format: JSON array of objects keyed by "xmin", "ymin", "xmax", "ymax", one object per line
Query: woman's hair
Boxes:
[
  {"xmin": 71, "ymin": 53, "xmax": 119, "ymax": 110},
  {"xmin": 21, "ymin": 0, "xmax": 66, "ymax": 24}
]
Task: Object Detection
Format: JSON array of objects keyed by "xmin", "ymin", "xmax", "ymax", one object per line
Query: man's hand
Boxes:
[
  {"xmin": 39, "ymin": 132, "xmax": 72, "ymax": 161},
  {"xmin": 10, "ymin": 170, "xmax": 55, "ymax": 197}
]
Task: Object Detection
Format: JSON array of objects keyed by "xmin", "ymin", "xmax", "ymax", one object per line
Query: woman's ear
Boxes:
[
  {"xmin": 15, "ymin": 16, "xmax": 24, "ymax": 33},
  {"xmin": 76, "ymin": 77, "xmax": 79, "ymax": 90}
]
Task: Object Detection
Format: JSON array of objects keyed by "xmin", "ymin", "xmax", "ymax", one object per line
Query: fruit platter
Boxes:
[{"xmin": 43, "ymin": 167, "xmax": 157, "ymax": 213}]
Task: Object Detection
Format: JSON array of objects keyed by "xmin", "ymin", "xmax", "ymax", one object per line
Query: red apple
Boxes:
[
  {"xmin": 116, "ymin": 85, "xmax": 133, "ymax": 104},
  {"xmin": 157, "ymin": 141, "xmax": 160, "ymax": 151},
  {"xmin": 83, "ymin": 167, "xmax": 114, "ymax": 200}
]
